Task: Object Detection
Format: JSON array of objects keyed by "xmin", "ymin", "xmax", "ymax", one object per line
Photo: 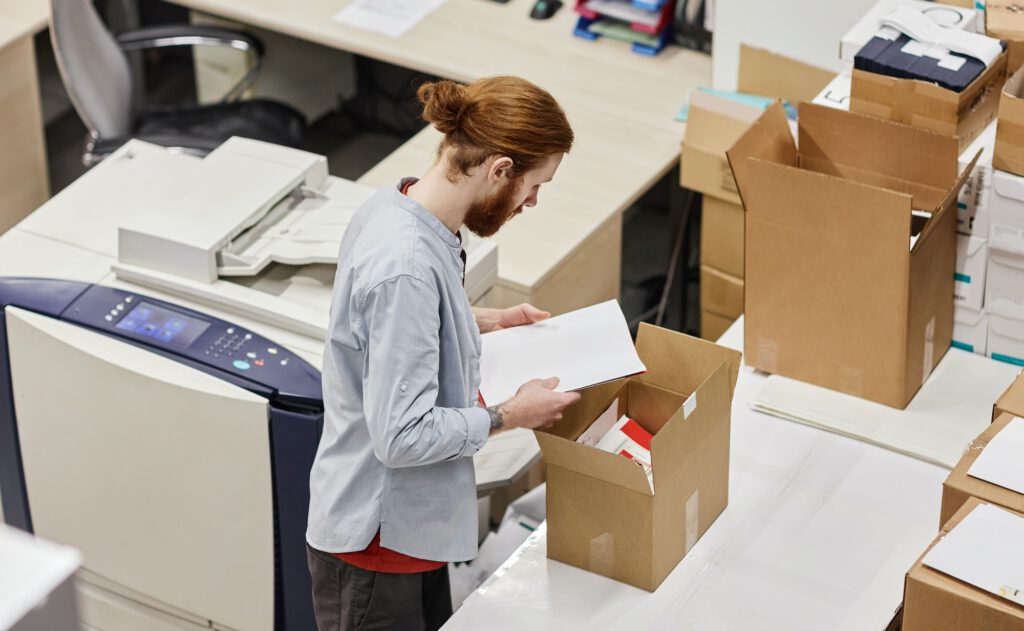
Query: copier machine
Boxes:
[{"xmin": 0, "ymin": 138, "xmax": 504, "ymax": 631}]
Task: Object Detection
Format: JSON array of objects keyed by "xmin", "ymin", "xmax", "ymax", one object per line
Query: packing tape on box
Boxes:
[
  {"xmin": 756, "ymin": 338, "xmax": 780, "ymax": 374},
  {"xmin": 923, "ymin": 316, "xmax": 936, "ymax": 386},
  {"xmin": 685, "ymin": 490, "xmax": 700, "ymax": 553},
  {"xmin": 588, "ymin": 532, "xmax": 614, "ymax": 577},
  {"xmin": 683, "ymin": 392, "xmax": 698, "ymax": 419}
]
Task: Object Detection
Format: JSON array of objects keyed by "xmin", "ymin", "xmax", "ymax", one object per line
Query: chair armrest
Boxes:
[{"xmin": 115, "ymin": 25, "xmax": 264, "ymax": 102}]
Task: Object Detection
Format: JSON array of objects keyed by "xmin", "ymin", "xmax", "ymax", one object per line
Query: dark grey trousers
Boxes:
[{"xmin": 306, "ymin": 545, "xmax": 453, "ymax": 631}]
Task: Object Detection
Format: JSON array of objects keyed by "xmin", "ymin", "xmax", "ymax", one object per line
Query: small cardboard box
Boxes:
[
  {"xmin": 955, "ymin": 235, "xmax": 988, "ymax": 311},
  {"xmin": 700, "ymin": 196, "xmax": 744, "ymax": 278},
  {"xmin": 903, "ymin": 498, "xmax": 1024, "ymax": 631},
  {"xmin": 699, "ymin": 265, "xmax": 744, "ymax": 319},
  {"xmin": 989, "ymin": 313, "xmax": 1024, "ymax": 366},
  {"xmin": 994, "ymin": 370, "xmax": 1024, "ymax": 419},
  {"xmin": 700, "ymin": 310, "xmax": 735, "ymax": 342},
  {"xmin": 953, "ymin": 305, "xmax": 989, "ymax": 355},
  {"xmin": 849, "ymin": 48, "xmax": 1007, "ymax": 153},
  {"xmin": 957, "ymin": 122, "xmax": 996, "ymax": 236},
  {"xmin": 840, "ymin": 0, "xmax": 978, "ymax": 62},
  {"xmin": 986, "ymin": 2, "xmax": 1024, "ymax": 75},
  {"xmin": 940, "ymin": 412, "xmax": 1024, "ymax": 527},
  {"xmin": 535, "ymin": 324, "xmax": 741, "ymax": 592},
  {"xmin": 727, "ymin": 103, "xmax": 976, "ymax": 408},
  {"xmin": 811, "ymin": 71, "xmax": 852, "ymax": 111},
  {"xmin": 681, "ymin": 46, "xmax": 832, "ymax": 203},
  {"xmin": 995, "ymin": 66, "xmax": 1024, "ymax": 177},
  {"xmin": 986, "ymin": 247, "xmax": 1024, "ymax": 319}
]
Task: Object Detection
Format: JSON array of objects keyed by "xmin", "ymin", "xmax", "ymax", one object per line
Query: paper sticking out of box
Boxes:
[
  {"xmin": 478, "ymin": 300, "xmax": 646, "ymax": 406},
  {"xmin": 591, "ymin": 415, "xmax": 655, "ymax": 492},
  {"xmin": 968, "ymin": 417, "xmax": 1024, "ymax": 495},
  {"xmin": 923, "ymin": 502, "xmax": 1024, "ymax": 607},
  {"xmin": 839, "ymin": 0, "xmax": 977, "ymax": 62},
  {"xmin": 576, "ymin": 399, "xmax": 618, "ymax": 447}
]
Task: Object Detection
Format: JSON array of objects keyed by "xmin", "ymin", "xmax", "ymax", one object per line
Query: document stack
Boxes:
[{"xmin": 572, "ymin": 0, "xmax": 676, "ymax": 56}]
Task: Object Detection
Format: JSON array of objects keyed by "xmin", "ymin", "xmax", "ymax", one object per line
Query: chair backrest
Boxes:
[{"xmin": 50, "ymin": 0, "xmax": 134, "ymax": 139}]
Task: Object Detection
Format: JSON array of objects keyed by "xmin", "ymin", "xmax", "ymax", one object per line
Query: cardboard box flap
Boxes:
[
  {"xmin": 993, "ymin": 168, "xmax": 1024, "ymax": 203},
  {"xmin": 725, "ymin": 102, "xmax": 797, "ymax": 210},
  {"xmin": 544, "ymin": 379, "xmax": 626, "ymax": 443},
  {"xmin": 534, "ymin": 431, "xmax": 654, "ymax": 496},
  {"xmin": 797, "ymin": 103, "xmax": 959, "ymax": 210},
  {"xmin": 914, "ymin": 150, "xmax": 980, "ymax": 253},
  {"xmin": 635, "ymin": 323, "xmax": 741, "ymax": 397},
  {"xmin": 736, "ymin": 45, "xmax": 834, "ymax": 105}
]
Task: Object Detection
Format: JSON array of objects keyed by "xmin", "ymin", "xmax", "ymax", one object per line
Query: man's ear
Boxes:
[{"xmin": 489, "ymin": 156, "xmax": 514, "ymax": 182}]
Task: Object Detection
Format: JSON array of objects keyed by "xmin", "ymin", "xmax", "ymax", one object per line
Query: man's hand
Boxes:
[
  {"xmin": 474, "ymin": 303, "xmax": 551, "ymax": 334},
  {"xmin": 487, "ymin": 377, "xmax": 581, "ymax": 435}
]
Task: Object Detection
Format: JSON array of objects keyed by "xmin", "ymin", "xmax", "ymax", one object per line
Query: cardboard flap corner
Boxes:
[
  {"xmin": 915, "ymin": 150, "xmax": 981, "ymax": 253},
  {"xmin": 635, "ymin": 323, "xmax": 742, "ymax": 396},
  {"xmin": 736, "ymin": 45, "xmax": 835, "ymax": 105},
  {"xmin": 725, "ymin": 101, "xmax": 797, "ymax": 209}
]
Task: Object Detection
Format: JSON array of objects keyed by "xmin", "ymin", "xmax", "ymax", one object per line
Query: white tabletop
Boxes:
[{"xmin": 445, "ymin": 318, "xmax": 950, "ymax": 630}]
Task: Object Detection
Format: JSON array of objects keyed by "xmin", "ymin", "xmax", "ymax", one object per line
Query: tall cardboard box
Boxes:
[
  {"xmin": 987, "ymin": 2, "xmax": 1024, "ymax": 76},
  {"xmin": 699, "ymin": 265, "xmax": 744, "ymax": 320},
  {"xmin": 700, "ymin": 310, "xmax": 734, "ymax": 342},
  {"xmin": 727, "ymin": 103, "xmax": 975, "ymax": 408},
  {"xmin": 940, "ymin": 412, "xmax": 1024, "ymax": 526},
  {"xmin": 903, "ymin": 498, "xmax": 1024, "ymax": 631},
  {"xmin": 700, "ymin": 196, "xmax": 744, "ymax": 278},
  {"xmin": 535, "ymin": 324, "xmax": 741, "ymax": 592},
  {"xmin": 850, "ymin": 48, "xmax": 1007, "ymax": 152},
  {"xmin": 994, "ymin": 370, "xmax": 1024, "ymax": 419}
]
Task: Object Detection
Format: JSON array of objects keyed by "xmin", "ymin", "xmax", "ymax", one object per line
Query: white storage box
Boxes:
[
  {"xmin": 986, "ymin": 247, "xmax": 1024, "ymax": 319},
  {"xmin": 989, "ymin": 168, "xmax": 1024, "ymax": 253},
  {"xmin": 812, "ymin": 72, "xmax": 852, "ymax": 111},
  {"xmin": 955, "ymin": 235, "xmax": 988, "ymax": 311},
  {"xmin": 989, "ymin": 313, "xmax": 1024, "ymax": 366},
  {"xmin": 953, "ymin": 306, "xmax": 988, "ymax": 355},
  {"xmin": 958, "ymin": 123, "xmax": 996, "ymax": 237}
]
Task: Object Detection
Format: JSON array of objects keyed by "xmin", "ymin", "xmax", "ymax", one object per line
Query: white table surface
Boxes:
[{"xmin": 445, "ymin": 318, "xmax": 952, "ymax": 630}]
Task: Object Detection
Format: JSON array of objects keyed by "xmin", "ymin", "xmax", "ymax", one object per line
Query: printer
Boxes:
[{"xmin": 0, "ymin": 138, "xmax": 519, "ymax": 631}]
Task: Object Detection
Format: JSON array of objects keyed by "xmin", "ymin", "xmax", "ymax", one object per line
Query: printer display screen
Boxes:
[{"xmin": 115, "ymin": 302, "xmax": 211, "ymax": 348}]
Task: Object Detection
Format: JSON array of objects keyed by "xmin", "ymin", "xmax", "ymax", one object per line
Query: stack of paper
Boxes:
[
  {"xmin": 478, "ymin": 300, "xmax": 646, "ymax": 406},
  {"xmin": 594, "ymin": 415, "xmax": 655, "ymax": 491},
  {"xmin": 923, "ymin": 503, "xmax": 1024, "ymax": 606},
  {"xmin": 968, "ymin": 417, "xmax": 1024, "ymax": 494}
]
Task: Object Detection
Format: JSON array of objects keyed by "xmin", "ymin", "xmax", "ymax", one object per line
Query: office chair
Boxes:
[{"xmin": 51, "ymin": 0, "xmax": 305, "ymax": 166}]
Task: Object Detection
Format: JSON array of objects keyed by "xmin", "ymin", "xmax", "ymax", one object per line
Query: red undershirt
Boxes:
[{"xmin": 333, "ymin": 178, "xmax": 446, "ymax": 574}]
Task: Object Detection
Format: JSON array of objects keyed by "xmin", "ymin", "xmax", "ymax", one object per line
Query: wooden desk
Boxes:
[
  {"xmin": 170, "ymin": 0, "xmax": 710, "ymax": 313},
  {"xmin": 0, "ymin": 0, "xmax": 49, "ymax": 232}
]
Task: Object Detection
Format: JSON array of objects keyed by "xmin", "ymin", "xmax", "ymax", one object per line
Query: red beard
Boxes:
[{"xmin": 463, "ymin": 179, "xmax": 524, "ymax": 237}]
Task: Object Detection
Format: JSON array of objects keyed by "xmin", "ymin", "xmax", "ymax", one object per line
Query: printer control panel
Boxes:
[{"xmin": 61, "ymin": 284, "xmax": 322, "ymax": 407}]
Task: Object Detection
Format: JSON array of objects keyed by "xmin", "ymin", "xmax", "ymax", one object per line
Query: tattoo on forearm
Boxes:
[{"xmin": 487, "ymin": 404, "xmax": 506, "ymax": 432}]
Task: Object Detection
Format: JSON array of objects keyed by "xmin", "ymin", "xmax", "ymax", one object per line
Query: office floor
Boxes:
[{"xmin": 42, "ymin": 50, "xmax": 696, "ymax": 335}]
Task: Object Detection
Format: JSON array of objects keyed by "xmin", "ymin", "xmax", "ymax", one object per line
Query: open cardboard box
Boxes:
[
  {"xmin": 850, "ymin": 48, "xmax": 1006, "ymax": 153},
  {"xmin": 940, "ymin": 412, "xmax": 1024, "ymax": 527},
  {"xmin": 995, "ymin": 370, "xmax": 1024, "ymax": 420},
  {"xmin": 727, "ymin": 102, "xmax": 977, "ymax": 408},
  {"xmin": 903, "ymin": 497, "xmax": 1024, "ymax": 631},
  {"xmin": 535, "ymin": 323, "xmax": 740, "ymax": 592}
]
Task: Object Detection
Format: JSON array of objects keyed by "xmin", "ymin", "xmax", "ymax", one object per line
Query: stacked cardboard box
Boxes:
[{"xmin": 681, "ymin": 46, "xmax": 832, "ymax": 341}]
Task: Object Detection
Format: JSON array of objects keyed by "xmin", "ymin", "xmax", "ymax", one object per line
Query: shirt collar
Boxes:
[{"xmin": 394, "ymin": 178, "xmax": 462, "ymax": 249}]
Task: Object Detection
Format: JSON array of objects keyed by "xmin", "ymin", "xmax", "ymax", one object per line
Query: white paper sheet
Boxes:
[
  {"xmin": 923, "ymin": 503, "xmax": 1024, "ymax": 606},
  {"xmin": 478, "ymin": 300, "xmax": 646, "ymax": 406},
  {"xmin": 576, "ymin": 399, "xmax": 618, "ymax": 447},
  {"xmin": 333, "ymin": 0, "xmax": 446, "ymax": 38},
  {"xmin": 968, "ymin": 417, "xmax": 1024, "ymax": 495},
  {"xmin": 749, "ymin": 348, "xmax": 1020, "ymax": 468}
]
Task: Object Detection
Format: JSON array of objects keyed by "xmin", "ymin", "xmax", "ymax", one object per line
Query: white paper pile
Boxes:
[{"xmin": 968, "ymin": 417, "xmax": 1024, "ymax": 495}]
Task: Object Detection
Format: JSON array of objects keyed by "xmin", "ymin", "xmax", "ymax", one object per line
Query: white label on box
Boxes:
[{"xmin": 683, "ymin": 392, "xmax": 698, "ymax": 419}]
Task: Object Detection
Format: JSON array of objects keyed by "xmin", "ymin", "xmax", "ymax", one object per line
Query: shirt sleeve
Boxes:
[{"xmin": 360, "ymin": 274, "xmax": 490, "ymax": 468}]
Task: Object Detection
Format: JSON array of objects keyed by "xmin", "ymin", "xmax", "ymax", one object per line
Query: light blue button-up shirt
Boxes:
[{"xmin": 306, "ymin": 179, "xmax": 492, "ymax": 562}]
